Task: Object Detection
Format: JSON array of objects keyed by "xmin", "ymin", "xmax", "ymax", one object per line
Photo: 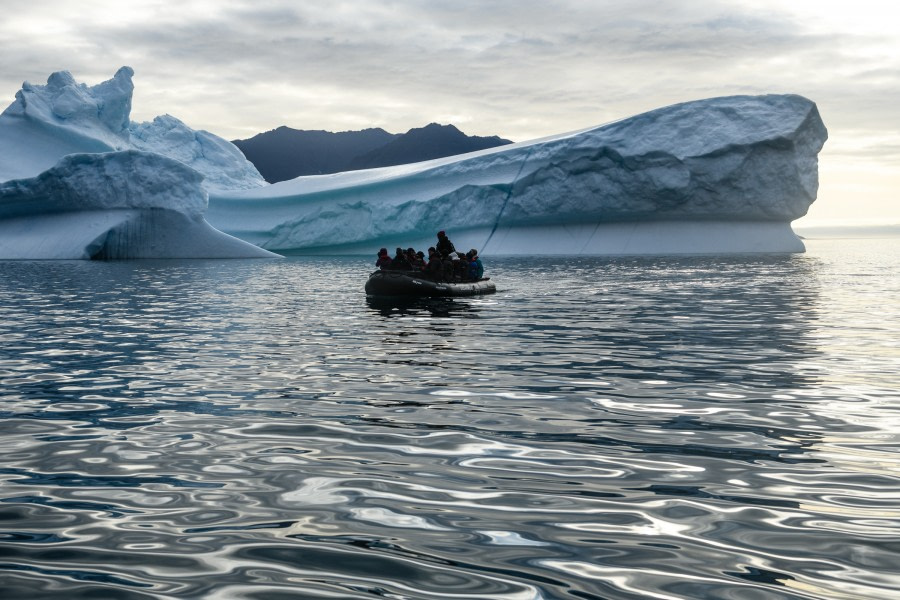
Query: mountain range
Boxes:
[{"xmin": 232, "ymin": 123, "xmax": 512, "ymax": 183}]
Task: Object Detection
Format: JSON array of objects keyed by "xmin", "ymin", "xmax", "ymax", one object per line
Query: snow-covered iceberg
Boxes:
[
  {"xmin": 0, "ymin": 66, "xmax": 827, "ymax": 259},
  {"xmin": 0, "ymin": 67, "xmax": 274, "ymax": 259},
  {"xmin": 207, "ymin": 94, "xmax": 827, "ymax": 255}
]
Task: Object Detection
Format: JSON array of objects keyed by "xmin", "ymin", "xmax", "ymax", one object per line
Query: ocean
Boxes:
[{"xmin": 1, "ymin": 232, "xmax": 898, "ymax": 599}]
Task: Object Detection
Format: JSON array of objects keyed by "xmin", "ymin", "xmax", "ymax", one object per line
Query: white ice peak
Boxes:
[
  {"xmin": 0, "ymin": 68, "xmax": 272, "ymax": 259},
  {"xmin": 0, "ymin": 66, "xmax": 265, "ymax": 192}
]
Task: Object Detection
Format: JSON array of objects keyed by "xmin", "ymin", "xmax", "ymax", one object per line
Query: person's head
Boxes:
[
  {"xmin": 469, "ymin": 248, "xmax": 478, "ymax": 258},
  {"xmin": 417, "ymin": 251, "xmax": 425, "ymax": 258},
  {"xmin": 395, "ymin": 247, "xmax": 403, "ymax": 255},
  {"xmin": 437, "ymin": 230, "xmax": 446, "ymax": 239},
  {"xmin": 378, "ymin": 248, "xmax": 387, "ymax": 257},
  {"xmin": 406, "ymin": 247, "xmax": 415, "ymax": 255}
]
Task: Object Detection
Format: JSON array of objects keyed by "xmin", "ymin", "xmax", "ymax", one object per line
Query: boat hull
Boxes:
[{"xmin": 365, "ymin": 271, "xmax": 496, "ymax": 298}]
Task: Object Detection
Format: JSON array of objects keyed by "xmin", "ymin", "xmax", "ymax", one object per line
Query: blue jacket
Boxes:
[{"xmin": 468, "ymin": 257, "xmax": 484, "ymax": 279}]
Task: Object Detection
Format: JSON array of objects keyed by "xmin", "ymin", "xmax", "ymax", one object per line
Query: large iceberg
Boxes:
[
  {"xmin": 0, "ymin": 67, "xmax": 274, "ymax": 259},
  {"xmin": 207, "ymin": 94, "xmax": 827, "ymax": 255},
  {"xmin": 0, "ymin": 67, "xmax": 827, "ymax": 259}
]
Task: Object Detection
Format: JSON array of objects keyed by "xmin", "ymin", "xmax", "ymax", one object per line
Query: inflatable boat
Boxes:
[{"xmin": 365, "ymin": 270, "xmax": 496, "ymax": 298}]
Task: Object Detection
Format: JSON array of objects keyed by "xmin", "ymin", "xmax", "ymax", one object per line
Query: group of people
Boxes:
[{"xmin": 375, "ymin": 231, "xmax": 484, "ymax": 282}]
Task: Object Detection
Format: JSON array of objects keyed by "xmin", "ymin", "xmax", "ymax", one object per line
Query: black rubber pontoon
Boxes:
[{"xmin": 365, "ymin": 270, "xmax": 496, "ymax": 298}]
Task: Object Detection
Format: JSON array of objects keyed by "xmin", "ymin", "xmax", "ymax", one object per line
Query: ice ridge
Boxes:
[{"xmin": 207, "ymin": 94, "xmax": 827, "ymax": 255}]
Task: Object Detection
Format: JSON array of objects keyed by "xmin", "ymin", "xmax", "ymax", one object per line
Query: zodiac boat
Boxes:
[{"xmin": 365, "ymin": 270, "xmax": 496, "ymax": 298}]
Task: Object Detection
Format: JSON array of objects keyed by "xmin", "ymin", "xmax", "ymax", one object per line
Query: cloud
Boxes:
[{"xmin": 0, "ymin": 1, "xmax": 894, "ymax": 137}]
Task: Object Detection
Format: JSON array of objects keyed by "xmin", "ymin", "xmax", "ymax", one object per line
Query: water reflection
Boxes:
[{"xmin": 365, "ymin": 296, "xmax": 484, "ymax": 319}]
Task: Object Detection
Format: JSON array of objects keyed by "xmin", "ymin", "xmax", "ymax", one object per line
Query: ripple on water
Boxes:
[{"xmin": 1, "ymin": 245, "xmax": 899, "ymax": 599}]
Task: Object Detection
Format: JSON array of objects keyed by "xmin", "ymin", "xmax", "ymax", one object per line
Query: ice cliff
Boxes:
[
  {"xmin": 0, "ymin": 151, "xmax": 271, "ymax": 259},
  {"xmin": 207, "ymin": 94, "xmax": 827, "ymax": 255},
  {"xmin": 0, "ymin": 67, "xmax": 273, "ymax": 259},
  {"xmin": 0, "ymin": 67, "xmax": 827, "ymax": 259}
]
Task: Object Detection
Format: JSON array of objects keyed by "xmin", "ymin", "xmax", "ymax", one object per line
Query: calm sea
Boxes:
[{"xmin": 1, "ymin": 234, "xmax": 898, "ymax": 599}]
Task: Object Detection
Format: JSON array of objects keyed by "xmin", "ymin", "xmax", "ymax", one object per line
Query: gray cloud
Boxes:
[
  {"xmin": 1, "ymin": 0, "xmax": 898, "ymax": 223},
  {"xmin": 0, "ymin": 2, "xmax": 889, "ymax": 135}
]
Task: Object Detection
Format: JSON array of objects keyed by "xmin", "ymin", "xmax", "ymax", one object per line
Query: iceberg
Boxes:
[
  {"xmin": 0, "ymin": 67, "xmax": 827, "ymax": 260},
  {"xmin": 207, "ymin": 94, "xmax": 827, "ymax": 255},
  {"xmin": 0, "ymin": 67, "xmax": 274, "ymax": 259},
  {"xmin": 0, "ymin": 151, "xmax": 273, "ymax": 259},
  {"xmin": 0, "ymin": 66, "xmax": 265, "ymax": 192}
]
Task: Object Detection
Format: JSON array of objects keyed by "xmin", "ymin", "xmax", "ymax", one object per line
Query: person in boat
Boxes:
[
  {"xmin": 442, "ymin": 252, "xmax": 456, "ymax": 281},
  {"xmin": 436, "ymin": 230, "xmax": 455, "ymax": 256},
  {"xmin": 375, "ymin": 248, "xmax": 392, "ymax": 270},
  {"xmin": 426, "ymin": 247, "xmax": 443, "ymax": 280},
  {"xmin": 452, "ymin": 252, "xmax": 468, "ymax": 281},
  {"xmin": 467, "ymin": 249, "xmax": 484, "ymax": 280},
  {"xmin": 391, "ymin": 247, "xmax": 411, "ymax": 271},
  {"xmin": 412, "ymin": 250, "xmax": 426, "ymax": 271},
  {"xmin": 405, "ymin": 247, "xmax": 422, "ymax": 271}
]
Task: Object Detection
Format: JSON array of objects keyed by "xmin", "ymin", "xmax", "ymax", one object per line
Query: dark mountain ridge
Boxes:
[
  {"xmin": 233, "ymin": 123, "xmax": 512, "ymax": 183},
  {"xmin": 349, "ymin": 123, "xmax": 512, "ymax": 170},
  {"xmin": 231, "ymin": 126, "xmax": 396, "ymax": 183}
]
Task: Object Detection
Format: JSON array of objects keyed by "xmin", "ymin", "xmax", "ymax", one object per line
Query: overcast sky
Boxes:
[{"xmin": 1, "ymin": 0, "xmax": 897, "ymax": 226}]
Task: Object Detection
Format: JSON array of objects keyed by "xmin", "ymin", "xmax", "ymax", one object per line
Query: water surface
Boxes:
[{"xmin": 1, "ymin": 236, "xmax": 898, "ymax": 599}]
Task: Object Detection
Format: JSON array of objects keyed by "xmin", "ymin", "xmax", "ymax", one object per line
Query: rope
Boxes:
[{"xmin": 482, "ymin": 146, "xmax": 535, "ymax": 252}]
